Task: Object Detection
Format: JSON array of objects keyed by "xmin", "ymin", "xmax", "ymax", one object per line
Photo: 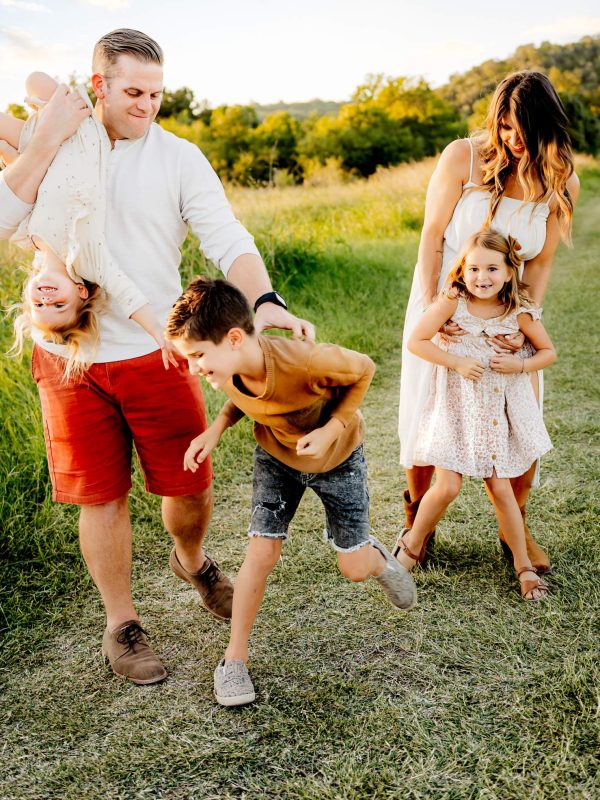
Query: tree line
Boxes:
[
  {"xmin": 6, "ymin": 36, "xmax": 599, "ymax": 186},
  {"xmin": 157, "ymin": 35, "xmax": 599, "ymax": 185}
]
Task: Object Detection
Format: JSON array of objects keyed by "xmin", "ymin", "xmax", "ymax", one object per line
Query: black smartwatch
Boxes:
[{"xmin": 253, "ymin": 291, "xmax": 288, "ymax": 313}]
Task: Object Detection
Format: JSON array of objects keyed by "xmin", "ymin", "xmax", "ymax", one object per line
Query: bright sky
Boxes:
[{"xmin": 1, "ymin": 0, "xmax": 599, "ymax": 111}]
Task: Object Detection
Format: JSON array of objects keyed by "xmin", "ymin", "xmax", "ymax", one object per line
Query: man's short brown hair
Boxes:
[
  {"xmin": 166, "ymin": 276, "xmax": 255, "ymax": 344},
  {"xmin": 93, "ymin": 28, "xmax": 164, "ymax": 72}
]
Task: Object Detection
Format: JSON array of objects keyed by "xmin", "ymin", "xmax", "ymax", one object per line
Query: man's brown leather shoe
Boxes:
[
  {"xmin": 169, "ymin": 547, "xmax": 233, "ymax": 620},
  {"xmin": 102, "ymin": 620, "xmax": 167, "ymax": 685}
]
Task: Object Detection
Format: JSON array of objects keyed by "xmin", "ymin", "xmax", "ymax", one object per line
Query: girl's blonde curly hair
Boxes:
[{"xmin": 10, "ymin": 267, "xmax": 105, "ymax": 382}]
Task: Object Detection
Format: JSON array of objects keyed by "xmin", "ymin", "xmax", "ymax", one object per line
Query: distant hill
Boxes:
[
  {"xmin": 438, "ymin": 34, "xmax": 600, "ymax": 117},
  {"xmin": 251, "ymin": 99, "xmax": 342, "ymax": 121}
]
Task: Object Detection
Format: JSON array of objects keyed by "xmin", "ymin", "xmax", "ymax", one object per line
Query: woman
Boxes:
[{"xmin": 397, "ymin": 70, "xmax": 579, "ymax": 571}]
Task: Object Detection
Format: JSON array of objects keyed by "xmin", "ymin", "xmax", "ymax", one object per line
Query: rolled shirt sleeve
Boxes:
[
  {"xmin": 0, "ymin": 174, "xmax": 34, "ymax": 240},
  {"xmin": 308, "ymin": 345, "xmax": 376, "ymax": 427},
  {"xmin": 178, "ymin": 142, "xmax": 261, "ymax": 276}
]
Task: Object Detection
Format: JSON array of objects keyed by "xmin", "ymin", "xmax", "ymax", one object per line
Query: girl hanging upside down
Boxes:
[{"xmin": 1, "ymin": 71, "xmax": 176, "ymax": 379}]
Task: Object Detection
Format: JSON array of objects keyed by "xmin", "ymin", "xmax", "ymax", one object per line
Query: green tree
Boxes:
[
  {"xmin": 157, "ymin": 87, "xmax": 200, "ymax": 121},
  {"xmin": 250, "ymin": 112, "xmax": 301, "ymax": 183}
]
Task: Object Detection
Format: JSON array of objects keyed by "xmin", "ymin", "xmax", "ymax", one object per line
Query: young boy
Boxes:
[{"xmin": 167, "ymin": 277, "xmax": 417, "ymax": 707}]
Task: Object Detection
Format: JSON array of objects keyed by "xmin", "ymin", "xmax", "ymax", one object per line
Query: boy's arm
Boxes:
[
  {"xmin": 183, "ymin": 400, "xmax": 245, "ymax": 472},
  {"xmin": 296, "ymin": 346, "xmax": 375, "ymax": 458},
  {"xmin": 308, "ymin": 345, "xmax": 376, "ymax": 428}
]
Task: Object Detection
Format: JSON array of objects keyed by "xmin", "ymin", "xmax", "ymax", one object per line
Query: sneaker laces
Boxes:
[{"xmin": 116, "ymin": 622, "xmax": 149, "ymax": 653}]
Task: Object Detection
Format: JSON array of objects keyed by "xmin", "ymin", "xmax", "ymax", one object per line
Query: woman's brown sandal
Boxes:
[
  {"xmin": 516, "ymin": 566, "xmax": 549, "ymax": 602},
  {"xmin": 392, "ymin": 491, "xmax": 436, "ymax": 566},
  {"xmin": 392, "ymin": 528, "xmax": 434, "ymax": 569}
]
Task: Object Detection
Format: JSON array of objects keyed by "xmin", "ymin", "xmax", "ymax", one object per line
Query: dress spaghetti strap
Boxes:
[{"xmin": 467, "ymin": 138, "xmax": 474, "ymax": 185}]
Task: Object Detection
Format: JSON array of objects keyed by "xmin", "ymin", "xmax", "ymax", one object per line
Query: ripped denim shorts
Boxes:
[{"xmin": 248, "ymin": 444, "xmax": 371, "ymax": 553}]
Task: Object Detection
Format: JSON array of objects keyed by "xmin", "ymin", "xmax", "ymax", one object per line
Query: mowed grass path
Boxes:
[{"xmin": 0, "ymin": 164, "xmax": 599, "ymax": 799}]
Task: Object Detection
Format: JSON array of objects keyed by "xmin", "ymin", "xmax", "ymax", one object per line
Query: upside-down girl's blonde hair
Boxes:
[
  {"xmin": 10, "ymin": 269, "xmax": 105, "ymax": 382},
  {"xmin": 472, "ymin": 71, "xmax": 575, "ymax": 243},
  {"xmin": 445, "ymin": 229, "xmax": 534, "ymax": 317}
]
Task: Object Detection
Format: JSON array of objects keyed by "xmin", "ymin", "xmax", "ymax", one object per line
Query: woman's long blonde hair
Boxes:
[
  {"xmin": 472, "ymin": 71, "xmax": 575, "ymax": 243},
  {"xmin": 446, "ymin": 229, "xmax": 533, "ymax": 317},
  {"xmin": 10, "ymin": 269, "xmax": 105, "ymax": 382}
]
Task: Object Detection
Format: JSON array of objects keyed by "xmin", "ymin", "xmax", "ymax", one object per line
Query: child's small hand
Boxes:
[
  {"xmin": 296, "ymin": 419, "xmax": 343, "ymax": 460},
  {"xmin": 159, "ymin": 338, "xmax": 179, "ymax": 370},
  {"xmin": 184, "ymin": 429, "xmax": 220, "ymax": 472},
  {"xmin": 489, "ymin": 353, "xmax": 523, "ymax": 374},
  {"xmin": 455, "ymin": 356, "xmax": 485, "ymax": 381}
]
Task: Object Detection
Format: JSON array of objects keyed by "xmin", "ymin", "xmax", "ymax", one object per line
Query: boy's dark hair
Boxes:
[{"xmin": 166, "ymin": 276, "xmax": 255, "ymax": 344}]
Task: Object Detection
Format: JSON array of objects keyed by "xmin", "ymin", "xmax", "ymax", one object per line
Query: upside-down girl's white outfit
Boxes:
[{"xmin": 11, "ymin": 86, "xmax": 148, "ymax": 318}]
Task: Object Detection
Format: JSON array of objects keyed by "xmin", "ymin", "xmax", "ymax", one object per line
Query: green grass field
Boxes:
[{"xmin": 0, "ymin": 159, "xmax": 598, "ymax": 799}]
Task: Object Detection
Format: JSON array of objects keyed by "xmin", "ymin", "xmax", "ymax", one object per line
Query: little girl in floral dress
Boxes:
[{"xmin": 395, "ymin": 228, "xmax": 556, "ymax": 601}]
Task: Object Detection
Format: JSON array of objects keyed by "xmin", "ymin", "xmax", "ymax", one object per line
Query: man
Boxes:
[{"xmin": 0, "ymin": 28, "xmax": 314, "ymax": 685}]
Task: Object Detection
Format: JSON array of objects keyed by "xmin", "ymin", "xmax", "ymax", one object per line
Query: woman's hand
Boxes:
[
  {"xmin": 488, "ymin": 332, "xmax": 526, "ymax": 353},
  {"xmin": 439, "ymin": 320, "xmax": 466, "ymax": 341},
  {"xmin": 454, "ymin": 356, "xmax": 485, "ymax": 380},
  {"xmin": 489, "ymin": 353, "xmax": 524, "ymax": 374}
]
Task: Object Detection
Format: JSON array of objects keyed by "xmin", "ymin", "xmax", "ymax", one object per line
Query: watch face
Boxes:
[{"xmin": 274, "ymin": 292, "xmax": 287, "ymax": 307}]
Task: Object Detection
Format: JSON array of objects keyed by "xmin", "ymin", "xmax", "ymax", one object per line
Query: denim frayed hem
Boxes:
[
  {"xmin": 322, "ymin": 527, "xmax": 372, "ymax": 553},
  {"xmin": 247, "ymin": 530, "xmax": 288, "ymax": 541}
]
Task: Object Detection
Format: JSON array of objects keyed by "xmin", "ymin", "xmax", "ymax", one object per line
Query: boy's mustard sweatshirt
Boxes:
[{"xmin": 220, "ymin": 335, "xmax": 375, "ymax": 473}]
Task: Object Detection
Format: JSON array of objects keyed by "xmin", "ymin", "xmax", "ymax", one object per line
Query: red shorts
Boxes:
[{"xmin": 31, "ymin": 346, "xmax": 213, "ymax": 505}]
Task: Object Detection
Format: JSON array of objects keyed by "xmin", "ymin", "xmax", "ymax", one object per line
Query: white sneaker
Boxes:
[
  {"xmin": 370, "ymin": 536, "xmax": 417, "ymax": 610},
  {"xmin": 214, "ymin": 658, "xmax": 256, "ymax": 706}
]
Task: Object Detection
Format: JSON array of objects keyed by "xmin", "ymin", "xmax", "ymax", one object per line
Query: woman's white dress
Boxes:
[{"xmin": 399, "ymin": 139, "xmax": 550, "ymax": 468}]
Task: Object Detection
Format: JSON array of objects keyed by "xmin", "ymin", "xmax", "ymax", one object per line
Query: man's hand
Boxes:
[
  {"xmin": 489, "ymin": 353, "xmax": 523, "ymax": 374},
  {"xmin": 488, "ymin": 331, "xmax": 526, "ymax": 353},
  {"xmin": 254, "ymin": 302, "xmax": 315, "ymax": 341},
  {"xmin": 184, "ymin": 426, "xmax": 222, "ymax": 472},
  {"xmin": 296, "ymin": 419, "xmax": 344, "ymax": 460},
  {"xmin": 34, "ymin": 83, "xmax": 91, "ymax": 149},
  {"xmin": 454, "ymin": 356, "xmax": 485, "ymax": 381}
]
